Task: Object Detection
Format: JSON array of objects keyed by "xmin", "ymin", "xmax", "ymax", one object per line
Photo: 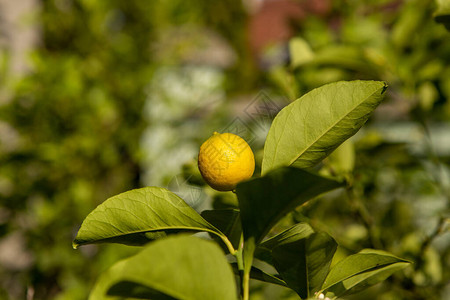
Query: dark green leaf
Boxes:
[
  {"xmin": 237, "ymin": 170, "xmax": 342, "ymax": 288},
  {"xmin": 272, "ymin": 238, "xmax": 308, "ymax": 298},
  {"xmin": 73, "ymin": 187, "xmax": 226, "ymax": 249},
  {"xmin": 201, "ymin": 209, "xmax": 242, "ymax": 250},
  {"xmin": 261, "ymin": 80, "xmax": 387, "ymax": 174},
  {"xmin": 230, "ymin": 263, "xmax": 287, "ymax": 287},
  {"xmin": 273, "ymin": 233, "xmax": 337, "ymax": 298},
  {"xmin": 434, "ymin": 0, "xmax": 450, "ymax": 30},
  {"xmin": 321, "ymin": 249, "xmax": 411, "ymax": 297},
  {"xmin": 236, "ymin": 167, "xmax": 343, "ymax": 245},
  {"xmin": 256, "ymin": 224, "xmax": 337, "ymax": 298},
  {"xmin": 107, "ymin": 281, "xmax": 178, "ymax": 300},
  {"xmin": 256, "ymin": 223, "xmax": 315, "ymax": 265},
  {"xmin": 90, "ymin": 235, "xmax": 238, "ymax": 300}
]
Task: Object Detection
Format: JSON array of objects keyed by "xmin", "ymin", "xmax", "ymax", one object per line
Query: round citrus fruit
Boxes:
[{"xmin": 198, "ymin": 132, "xmax": 255, "ymax": 191}]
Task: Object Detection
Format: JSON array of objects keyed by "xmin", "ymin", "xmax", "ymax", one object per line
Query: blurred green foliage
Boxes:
[
  {"xmin": 265, "ymin": 0, "xmax": 450, "ymax": 299},
  {"xmin": 0, "ymin": 0, "xmax": 247, "ymax": 299},
  {"xmin": 0, "ymin": 0, "xmax": 449, "ymax": 299}
]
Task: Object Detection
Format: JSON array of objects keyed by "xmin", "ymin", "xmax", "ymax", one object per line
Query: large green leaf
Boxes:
[
  {"xmin": 320, "ymin": 249, "xmax": 411, "ymax": 297},
  {"xmin": 236, "ymin": 167, "xmax": 343, "ymax": 245},
  {"xmin": 261, "ymin": 80, "xmax": 387, "ymax": 175},
  {"xmin": 236, "ymin": 167, "xmax": 343, "ymax": 282},
  {"xmin": 89, "ymin": 235, "xmax": 238, "ymax": 300},
  {"xmin": 73, "ymin": 187, "xmax": 228, "ymax": 249},
  {"xmin": 257, "ymin": 224, "xmax": 337, "ymax": 298},
  {"xmin": 434, "ymin": 0, "xmax": 450, "ymax": 30}
]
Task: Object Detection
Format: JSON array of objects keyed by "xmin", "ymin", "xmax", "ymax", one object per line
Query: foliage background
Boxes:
[{"xmin": 0, "ymin": 0, "xmax": 449, "ymax": 299}]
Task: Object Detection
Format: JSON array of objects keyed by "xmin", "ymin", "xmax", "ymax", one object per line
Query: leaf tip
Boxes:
[
  {"xmin": 381, "ymin": 82, "xmax": 388, "ymax": 94},
  {"xmin": 72, "ymin": 240, "xmax": 80, "ymax": 250}
]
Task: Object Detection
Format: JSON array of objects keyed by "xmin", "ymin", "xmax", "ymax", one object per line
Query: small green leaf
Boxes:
[
  {"xmin": 308, "ymin": 45, "xmax": 379, "ymax": 75},
  {"xmin": 434, "ymin": 0, "xmax": 450, "ymax": 30},
  {"xmin": 73, "ymin": 187, "xmax": 225, "ymax": 248},
  {"xmin": 321, "ymin": 249, "xmax": 411, "ymax": 297},
  {"xmin": 201, "ymin": 209, "xmax": 242, "ymax": 250},
  {"xmin": 257, "ymin": 224, "xmax": 337, "ymax": 298},
  {"xmin": 236, "ymin": 167, "xmax": 343, "ymax": 245},
  {"xmin": 326, "ymin": 139, "xmax": 355, "ymax": 175},
  {"xmin": 289, "ymin": 37, "xmax": 314, "ymax": 68},
  {"xmin": 89, "ymin": 235, "xmax": 238, "ymax": 300},
  {"xmin": 327, "ymin": 262, "xmax": 411, "ymax": 298},
  {"xmin": 261, "ymin": 80, "xmax": 387, "ymax": 175},
  {"xmin": 230, "ymin": 263, "xmax": 287, "ymax": 287}
]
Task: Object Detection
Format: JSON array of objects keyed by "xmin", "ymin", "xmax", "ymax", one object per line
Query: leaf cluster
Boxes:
[{"xmin": 74, "ymin": 81, "xmax": 411, "ymax": 299}]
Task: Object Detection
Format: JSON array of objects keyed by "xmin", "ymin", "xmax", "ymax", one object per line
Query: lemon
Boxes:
[{"xmin": 198, "ymin": 132, "xmax": 255, "ymax": 191}]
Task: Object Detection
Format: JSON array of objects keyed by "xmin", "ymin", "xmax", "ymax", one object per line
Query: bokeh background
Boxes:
[{"xmin": 0, "ymin": 0, "xmax": 449, "ymax": 299}]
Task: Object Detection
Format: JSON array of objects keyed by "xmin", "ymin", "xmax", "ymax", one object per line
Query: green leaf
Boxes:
[
  {"xmin": 257, "ymin": 224, "xmax": 337, "ymax": 298},
  {"xmin": 236, "ymin": 167, "xmax": 342, "ymax": 283},
  {"xmin": 89, "ymin": 235, "xmax": 238, "ymax": 300},
  {"xmin": 289, "ymin": 37, "xmax": 314, "ymax": 68},
  {"xmin": 256, "ymin": 223, "xmax": 315, "ymax": 265},
  {"xmin": 230, "ymin": 263, "xmax": 287, "ymax": 287},
  {"xmin": 201, "ymin": 209, "xmax": 242, "ymax": 250},
  {"xmin": 327, "ymin": 262, "xmax": 410, "ymax": 298},
  {"xmin": 307, "ymin": 46, "xmax": 380, "ymax": 75},
  {"xmin": 73, "ymin": 187, "xmax": 226, "ymax": 249},
  {"xmin": 321, "ymin": 249, "xmax": 411, "ymax": 297},
  {"xmin": 261, "ymin": 80, "xmax": 387, "ymax": 175},
  {"xmin": 434, "ymin": 0, "xmax": 450, "ymax": 31},
  {"xmin": 236, "ymin": 167, "xmax": 343, "ymax": 245},
  {"xmin": 326, "ymin": 139, "xmax": 355, "ymax": 175}
]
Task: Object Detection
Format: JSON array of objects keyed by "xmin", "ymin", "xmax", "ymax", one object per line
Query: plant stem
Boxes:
[
  {"xmin": 235, "ymin": 234, "xmax": 250, "ymax": 300},
  {"xmin": 415, "ymin": 216, "xmax": 448, "ymax": 271},
  {"xmin": 242, "ymin": 271, "xmax": 250, "ymax": 300},
  {"xmin": 219, "ymin": 235, "xmax": 237, "ymax": 255}
]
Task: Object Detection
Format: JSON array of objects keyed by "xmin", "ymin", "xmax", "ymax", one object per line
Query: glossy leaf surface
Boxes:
[
  {"xmin": 73, "ymin": 187, "xmax": 223, "ymax": 248},
  {"xmin": 262, "ymin": 80, "xmax": 387, "ymax": 174}
]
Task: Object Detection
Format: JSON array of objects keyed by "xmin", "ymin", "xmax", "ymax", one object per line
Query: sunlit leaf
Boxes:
[
  {"xmin": 73, "ymin": 187, "xmax": 226, "ymax": 248},
  {"xmin": 230, "ymin": 263, "xmax": 287, "ymax": 287},
  {"xmin": 261, "ymin": 80, "xmax": 387, "ymax": 175}
]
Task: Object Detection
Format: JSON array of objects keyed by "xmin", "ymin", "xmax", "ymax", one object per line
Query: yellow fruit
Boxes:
[{"xmin": 198, "ymin": 132, "xmax": 255, "ymax": 191}]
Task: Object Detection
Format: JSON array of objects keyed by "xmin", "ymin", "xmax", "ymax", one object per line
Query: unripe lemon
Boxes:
[{"xmin": 198, "ymin": 132, "xmax": 255, "ymax": 191}]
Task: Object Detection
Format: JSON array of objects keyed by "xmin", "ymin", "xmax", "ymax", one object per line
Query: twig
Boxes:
[{"xmin": 415, "ymin": 216, "xmax": 448, "ymax": 271}]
